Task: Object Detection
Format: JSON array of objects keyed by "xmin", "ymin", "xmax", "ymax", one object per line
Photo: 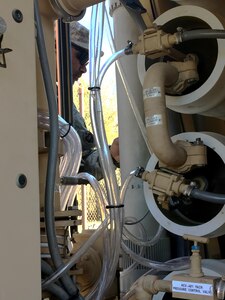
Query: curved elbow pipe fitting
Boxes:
[
  {"xmin": 133, "ymin": 275, "xmax": 172, "ymax": 300},
  {"xmin": 143, "ymin": 62, "xmax": 187, "ymax": 167}
]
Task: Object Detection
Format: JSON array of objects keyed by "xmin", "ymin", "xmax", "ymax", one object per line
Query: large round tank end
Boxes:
[
  {"xmin": 144, "ymin": 132, "xmax": 225, "ymax": 238},
  {"xmin": 138, "ymin": 5, "xmax": 225, "ymax": 119}
]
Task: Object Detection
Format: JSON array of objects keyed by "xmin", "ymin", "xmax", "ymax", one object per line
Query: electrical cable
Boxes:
[
  {"xmin": 174, "ymin": 209, "xmax": 202, "ymax": 225},
  {"xmin": 34, "ymin": 1, "xmax": 81, "ymax": 298},
  {"xmin": 125, "ymin": 211, "xmax": 149, "ymax": 225}
]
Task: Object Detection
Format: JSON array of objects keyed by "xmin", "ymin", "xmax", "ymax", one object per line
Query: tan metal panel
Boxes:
[{"xmin": 0, "ymin": 1, "xmax": 41, "ymax": 299}]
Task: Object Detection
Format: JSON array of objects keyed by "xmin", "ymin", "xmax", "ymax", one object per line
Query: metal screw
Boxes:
[
  {"xmin": 187, "ymin": 78, "xmax": 197, "ymax": 84},
  {"xmin": 17, "ymin": 174, "xmax": 27, "ymax": 188},
  {"xmin": 176, "ymin": 27, "xmax": 183, "ymax": 32},
  {"xmin": 194, "ymin": 138, "xmax": 203, "ymax": 145},
  {"xmin": 12, "ymin": 9, "xmax": 23, "ymax": 23}
]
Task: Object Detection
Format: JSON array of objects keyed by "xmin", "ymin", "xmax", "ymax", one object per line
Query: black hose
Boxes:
[
  {"xmin": 181, "ymin": 29, "xmax": 225, "ymax": 42},
  {"xmin": 190, "ymin": 188, "xmax": 225, "ymax": 204},
  {"xmin": 34, "ymin": 1, "xmax": 80, "ymax": 298}
]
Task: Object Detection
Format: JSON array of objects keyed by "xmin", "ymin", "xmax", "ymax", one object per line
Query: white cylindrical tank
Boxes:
[
  {"xmin": 138, "ymin": 5, "xmax": 225, "ymax": 119},
  {"xmin": 172, "ymin": 0, "xmax": 225, "ymax": 11},
  {"xmin": 144, "ymin": 132, "xmax": 225, "ymax": 238},
  {"xmin": 109, "ymin": 0, "xmax": 158, "ymax": 235},
  {"xmin": 109, "ymin": 0, "xmax": 171, "ymax": 293}
]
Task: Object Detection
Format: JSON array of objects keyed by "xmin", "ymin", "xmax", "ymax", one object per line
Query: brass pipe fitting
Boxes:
[
  {"xmin": 141, "ymin": 169, "xmax": 191, "ymax": 208},
  {"xmin": 132, "ymin": 27, "xmax": 184, "ymax": 60},
  {"xmin": 133, "ymin": 275, "xmax": 172, "ymax": 300}
]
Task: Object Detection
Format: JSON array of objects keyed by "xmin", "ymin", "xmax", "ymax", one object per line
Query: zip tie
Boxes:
[
  {"xmin": 88, "ymin": 86, "xmax": 101, "ymax": 91},
  {"xmin": 106, "ymin": 204, "xmax": 124, "ymax": 209},
  {"xmin": 60, "ymin": 123, "xmax": 71, "ymax": 138}
]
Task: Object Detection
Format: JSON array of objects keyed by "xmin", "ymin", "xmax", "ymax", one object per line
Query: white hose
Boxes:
[
  {"xmin": 104, "ymin": 6, "xmax": 152, "ymax": 154},
  {"xmin": 98, "ymin": 48, "xmax": 126, "ymax": 85},
  {"xmin": 121, "ymin": 242, "xmax": 190, "ymax": 271},
  {"xmin": 123, "ymin": 223, "xmax": 164, "ymax": 247},
  {"xmin": 88, "ymin": 3, "xmax": 122, "ymax": 299}
]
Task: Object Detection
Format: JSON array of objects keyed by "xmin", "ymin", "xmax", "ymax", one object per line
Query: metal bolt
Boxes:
[
  {"xmin": 12, "ymin": 9, "xmax": 23, "ymax": 23},
  {"xmin": 187, "ymin": 78, "xmax": 197, "ymax": 84},
  {"xmin": 194, "ymin": 137, "xmax": 203, "ymax": 145},
  {"xmin": 17, "ymin": 174, "xmax": 27, "ymax": 188}
]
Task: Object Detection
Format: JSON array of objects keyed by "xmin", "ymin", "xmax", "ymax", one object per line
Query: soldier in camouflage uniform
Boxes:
[{"xmin": 70, "ymin": 22, "xmax": 120, "ymax": 180}]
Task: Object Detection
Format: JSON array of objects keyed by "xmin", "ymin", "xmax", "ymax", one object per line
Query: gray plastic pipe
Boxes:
[
  {"xmin": 143, "ymin": 62, "xmax": 187, "ymax": 167},
  {"xmin": 41, "ymin": 260, "xmax": 70, "ymax": 299},
  {"xmin": 190, "ymin": 189, "xmax": 225, "ymax": 204},
  {"xmin": 179, "ymin": 29, "xmax": 225, "ymax": 42},
  {"xmin": 34, "ymin": 1, "xmax": 81, "ymax": 298}
]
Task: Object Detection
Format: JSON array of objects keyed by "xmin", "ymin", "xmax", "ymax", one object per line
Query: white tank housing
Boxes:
[
  {"xmin": 138, "ymin": 5, "xmax": 225, "ymax": 119},
  {"xmin": 144, "ymin": 132, "xmax": 225, "ymax": 238}
]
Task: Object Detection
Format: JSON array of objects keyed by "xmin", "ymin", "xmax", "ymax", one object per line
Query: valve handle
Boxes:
[{"xmin": 183, "ymin": 234, "xmax": 209, "ymax": 245}]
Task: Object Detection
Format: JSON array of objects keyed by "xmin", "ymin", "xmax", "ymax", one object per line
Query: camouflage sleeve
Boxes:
[
  {"xmin": 80, "ymin": 150, "xmax": 104, "ymax": 181},
  {"xmin": 72, "ymin": 103, "xmax": 104, "ymax": 180}
]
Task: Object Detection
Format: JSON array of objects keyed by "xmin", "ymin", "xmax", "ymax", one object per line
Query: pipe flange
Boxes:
[
  {"xmin": 49, "ymin": 0, "xmax": 85, "ymax": 22},
  {"xmin": 138, "ymin": 5, "xmax": 225, "ymax": 119},
  {"xmin": 109, "ymin": 0, "xmax": 122, "ymax": 17}
]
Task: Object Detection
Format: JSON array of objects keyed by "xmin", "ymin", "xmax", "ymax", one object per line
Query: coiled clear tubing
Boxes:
[
  {"xmin": 42, "ymin": 172, "xmax": 110, "ymax": 293},
  {"xmin": 88, "ymin": 3, "xmax": 122, "ymax": 299},
  {"xmin": 38, "ymin": 111, "xmax": 82, "ymax": 210}
]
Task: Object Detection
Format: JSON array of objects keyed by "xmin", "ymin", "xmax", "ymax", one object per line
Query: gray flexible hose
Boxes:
[
  {"xmin": 44, "ymin": 283, "xmax": 69, "ymax": 300},
  {"xmin": 41, "ymin": 259, "xmax": 55, "ymax": 277},
  {"xmin": 180, "ymin": 29, "xmax": 225, "ymax": 42},
  {"xmin": 41, "ymin": 260, "xmax": 69, "ymax": 299},
  {"xmin": 34, "ymin": 1, "xmax": 81, "ymax": 298},
  {"xmin": 190, "ymin": 188, "xmax": 225, "ymax": 204}
]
